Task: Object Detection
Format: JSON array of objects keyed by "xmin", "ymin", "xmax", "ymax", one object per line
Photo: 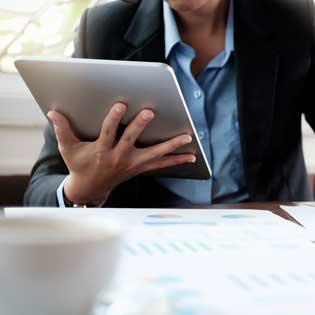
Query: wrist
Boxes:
[{"xmin": 64, "ymin": 176, "xmax": 111, "ymax": 205}]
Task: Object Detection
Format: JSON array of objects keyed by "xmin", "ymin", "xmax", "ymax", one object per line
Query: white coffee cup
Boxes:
[{"xmin": 0, "ymin": 216, "xmax": 121, "ymax": 315}]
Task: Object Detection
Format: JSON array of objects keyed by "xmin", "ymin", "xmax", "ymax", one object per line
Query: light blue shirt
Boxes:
[
  {"xmin": 158, "ymin": 0, "xmax": 249, "ymax": 204},
  {"xmin": 57, "ymin": 0, "xmax": 249, "ymax": 208}
]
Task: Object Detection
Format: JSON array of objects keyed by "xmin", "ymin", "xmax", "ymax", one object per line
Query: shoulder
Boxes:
[
  {"xmin": 85, "ymin": 1, "xmax": 139, "ymax": 36},
  {"xmin": 77, "ymin": 1, "xmax": 141, "ymax": 59},
  {"xmin": 86, "ymin": 1, "xmax": 139, "ymax": 21},
  {"xmin": 263, "ymin": 0, "xmax": 314, "ymax": 36}
]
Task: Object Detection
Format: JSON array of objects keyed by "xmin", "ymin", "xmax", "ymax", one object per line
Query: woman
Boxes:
[{"xmin": 25, "ymin": 0, "xmax": 315, "ymax": 207}]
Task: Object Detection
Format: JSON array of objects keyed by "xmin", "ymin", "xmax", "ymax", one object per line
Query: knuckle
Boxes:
[
  {"xmin": 175, "ymin": 156, "xmax": 186, "ymax": 165},
  {"xmin": 56, "ymin": 128, "xmax": 68, "ymax": 140},
  {"xmin": 111, "ymin": 154, "xmax": 127, "ymax": 170},
  {"xmin": 95, "ymin": 151, "xmax": 106, "ymax": 165},
  {"xmin": 164, "ymin": 157, "xmax": 179, "ymax": 167},
  {"xmin": 174, "ymin": 158, "xmax": 183, "ymax": 165},
  {"xmin": 94, "ymin": 145, "xmax": 109, "ymax": 165},
  {"xmin": 103, "ymin": 128, "xmax": 113, "ymax": 137},
  {"xmin": 122, "ymin": 133, "xmax": 136, "ymax": 144},
  {"xmin": 53, "ymin": 125, "xmax": 62, "ymax": 136}
]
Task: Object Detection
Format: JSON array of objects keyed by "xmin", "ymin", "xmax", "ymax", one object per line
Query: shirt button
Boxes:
[
  {"xmin": 198, "ymin": 130, "xmax": 206, "ymax": 140},
  {"xmin": 193, "ymin": 89, "xmax": 202, "ymax": 99},
  {"xmin": 235, "ymin": 120, "xmax": 239, "ymax": 130}
]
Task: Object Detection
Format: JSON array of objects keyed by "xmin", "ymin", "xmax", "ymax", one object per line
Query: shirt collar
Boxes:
[
  {"xmin": 163, "ymin": 0, "xmax": 181, "ymax": 58},
  {"xmin": 163, "ymin": 0, "xmax": 235, "ymax": 60}
]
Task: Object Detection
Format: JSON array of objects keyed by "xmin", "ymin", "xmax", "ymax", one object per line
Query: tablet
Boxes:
[{"xmin": 15, "ymin": 57, "xmax": 211, "ymax": 179}]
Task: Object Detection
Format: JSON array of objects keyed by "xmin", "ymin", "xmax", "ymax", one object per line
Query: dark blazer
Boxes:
[{"xmin": 24, "ymin": 0, "xmax": 315, "ymax": 207}]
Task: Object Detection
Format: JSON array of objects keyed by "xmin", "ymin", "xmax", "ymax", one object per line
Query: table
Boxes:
[
  {"xmin": 1, "ymin": 202, "xmax": 315, "ymax": 315},
  {"xmin": 2, "ymin": 201, "xmax": 315, "ymax": 221}
]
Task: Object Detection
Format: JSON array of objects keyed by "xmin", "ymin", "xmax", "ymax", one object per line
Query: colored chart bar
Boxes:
[
  {"xmin": 143, "ymin": 222, "xmax": 216, "ymax": 226},
  {"xmin": 147, "ymin": 214, "xmax": 183, "ymax": 219},
  {"xmin": 222, "ymin": 214, "xmax": 256, "ymax": 219}
]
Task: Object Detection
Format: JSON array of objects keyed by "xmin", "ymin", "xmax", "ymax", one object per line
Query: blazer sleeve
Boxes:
[
  {"xmin": 303, "ymin": 0, "xmax": 315, "ymax": 129},
  {"xmin": 23, "ymin": 10, "xmax": 89, "ymax": 206}
]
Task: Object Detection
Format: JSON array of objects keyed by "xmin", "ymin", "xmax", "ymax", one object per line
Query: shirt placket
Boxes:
[{"xmin": 177, "ymin": 47, "xmax": 213, "ymax": 203}]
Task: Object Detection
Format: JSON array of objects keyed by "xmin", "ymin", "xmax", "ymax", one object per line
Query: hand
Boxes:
[{"xmin": 47, "ymin": 103, "xmax": 196, "ymax": 205}]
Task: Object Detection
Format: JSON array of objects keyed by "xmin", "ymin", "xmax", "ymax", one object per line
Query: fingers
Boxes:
[
  {"xmin": 137, "ymin": 134, "xmax": 193, "ymax": 164},
  {"xmin": 47, "ymin": 111, "xmax": 80, "ymax": 149},
  {"xmin": 98, "ymin": 103, "xmax": 127, "ymax": 148},
  {"xmin": 115, "ymin": 109, "xmax": 155, "ymax": 153},
  {"xmin": 138, "ymin": 154, "xmax": 196, "ymax": 174}
]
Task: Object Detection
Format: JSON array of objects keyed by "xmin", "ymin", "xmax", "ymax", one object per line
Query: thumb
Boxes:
[{"xmin": 47, "ymin": 111, "xmax": 80, "ymax": 148}]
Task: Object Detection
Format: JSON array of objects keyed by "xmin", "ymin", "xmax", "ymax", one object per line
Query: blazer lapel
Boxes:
[
  {"xmin": 125, "ymin": 31, "xmax": 165, "ymax": 62},
  {"xmin": 123, "ymin": 0, "xmax": 165, "ymax": 62},
  {"xmin": 234, "ymin": 0, "xmax": 279, "ymax": 199}
]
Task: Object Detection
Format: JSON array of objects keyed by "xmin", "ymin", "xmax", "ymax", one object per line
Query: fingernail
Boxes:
[
  {"xmin": 182, "ymin": 135, "xmax": 192, "ymax": 144},
  {"xmin": 142, "ymin": 110, "xmax": 154, "ymax": 121},
  {"xmin": 189, "ymin": 156, "xmax": 196, "ymax": 163},
  {"xmin": 115, "ymin": 103, "xmax": 126, "ymax": 113}
]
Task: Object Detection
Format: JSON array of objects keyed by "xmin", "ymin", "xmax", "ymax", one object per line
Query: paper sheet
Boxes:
[
  {"xmin": 114, "ymin": 223, "xmax": 315, "ymax": 315},
  {"xmin": 281, "ymin": 205, "xmax": 315, "ymax": 240},
  {"xmin": 5, "ymin": 207, "xmax": 315, "ymax": 315},
  {"xmin": 281, "ymin": 205, "xmax": 315, "ymax": 227},
  {"xmin": 4, "ymin": 207, "xmax": 295, "ymax": 227}
]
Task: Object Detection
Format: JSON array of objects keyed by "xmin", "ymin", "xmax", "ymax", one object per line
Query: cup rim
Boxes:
[{"xmin": 0, "ymin": 216, "xmax": 121, "ymax": 246}]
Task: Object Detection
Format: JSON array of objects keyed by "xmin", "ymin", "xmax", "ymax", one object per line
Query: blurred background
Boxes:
[
  {"xmin": 0, "ymin": 0, "xmax": 315, "ymax": 185},
  {"xmin": 0, "ymin": 0, "xmax": 110, "ymax": 176}
]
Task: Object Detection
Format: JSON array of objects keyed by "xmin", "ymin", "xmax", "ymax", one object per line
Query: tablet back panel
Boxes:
[{"xmin": 15, "ymin": 57, "xmax": 211, "ymax": 179}]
